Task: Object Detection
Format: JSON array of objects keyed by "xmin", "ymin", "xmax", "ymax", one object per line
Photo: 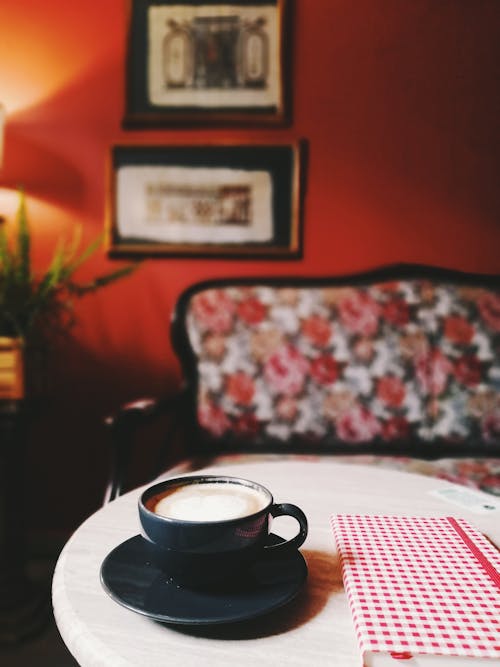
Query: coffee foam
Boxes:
[{"xmin": 153, "ymin": 482, "xmax": 268, "ymax": 521}]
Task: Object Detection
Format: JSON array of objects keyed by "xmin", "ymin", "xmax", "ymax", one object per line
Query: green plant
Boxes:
[{"xmin": 0, "ymin": 189, "xmax": 137, "ymax": 346}]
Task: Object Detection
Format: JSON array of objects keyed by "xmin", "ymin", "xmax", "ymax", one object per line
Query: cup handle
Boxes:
[{"xmin": 264, "ymin": 503, "xmax": 308, "ymax": 552}]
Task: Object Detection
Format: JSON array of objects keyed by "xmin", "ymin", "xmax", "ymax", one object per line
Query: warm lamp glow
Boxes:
[
  {"xmin": 0, "ymin": 3, "xmax": 116, "ymax": 117},
  {"xmin": 0, "ymin": 187, "xmax": 21, "ymax": 222},
  {"xmin": 0, "ymin": 187, "xmax": 73, "ymax": 232},
  {"xmin": 0, "ymin": 103, "xmax": 5, "ymax": 169}
]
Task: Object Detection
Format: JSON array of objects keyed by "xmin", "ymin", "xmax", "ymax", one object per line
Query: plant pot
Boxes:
[{"xmin": 0, "ymin": 337, "xmax": 24, "ymax": 400}]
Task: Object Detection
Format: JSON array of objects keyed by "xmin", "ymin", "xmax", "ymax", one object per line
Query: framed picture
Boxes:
[
  {"xmin": 123, "ymin": 0, "xmax": 291, "ymax": 127},
  {"xmin": 106, "ymin": 142, "xmax": 304, "ymax": 258}
]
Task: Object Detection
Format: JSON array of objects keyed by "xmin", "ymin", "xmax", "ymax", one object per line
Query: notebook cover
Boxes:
[{"xmin": 330, "ymin": 515, "xmax": 500, "ymax": 665}]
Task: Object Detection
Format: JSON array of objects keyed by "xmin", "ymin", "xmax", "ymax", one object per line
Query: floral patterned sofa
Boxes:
[{"xmin": 105, "ymin": 265, "xmax": 500, "ymax": 501}]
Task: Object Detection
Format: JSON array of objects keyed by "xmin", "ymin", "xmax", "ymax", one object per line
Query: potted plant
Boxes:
[{"xmin": 0, "ymin": 190, "xmax": 137, "ymax": 399}]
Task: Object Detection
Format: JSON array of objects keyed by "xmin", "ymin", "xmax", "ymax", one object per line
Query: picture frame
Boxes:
[
  {"xmin": 123, "ymin": 0, "xmax": 291, "ymax": 127},
  {"xmin": 106, "ymin": 142, "xmax": 304, "ymax": 258}
]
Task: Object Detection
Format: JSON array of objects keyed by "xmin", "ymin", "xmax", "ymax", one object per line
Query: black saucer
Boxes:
[{"xmin": 100, "ymin": 534, "xmax": 307, "ymax": 625}]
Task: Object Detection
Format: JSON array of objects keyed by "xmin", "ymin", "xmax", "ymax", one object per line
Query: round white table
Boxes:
[{"xmin": 52, "ymin": 460, "xmax": 500, "ymax": 666}]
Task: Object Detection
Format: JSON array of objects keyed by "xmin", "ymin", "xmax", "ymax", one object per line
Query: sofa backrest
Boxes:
[{"xmin": 172, "ymin": 266, "xmax": 500, "ymax": 457}]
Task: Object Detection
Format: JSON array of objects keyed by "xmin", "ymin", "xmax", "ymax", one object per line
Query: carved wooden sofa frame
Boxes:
[{"xmin": 104, "ymin": 264, "xmax": 500, "ymax": 502}]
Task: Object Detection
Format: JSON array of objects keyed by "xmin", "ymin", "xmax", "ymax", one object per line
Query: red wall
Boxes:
[{"xmin": 1, "ymin": 0, "xmax": 499, "ymax": 536}]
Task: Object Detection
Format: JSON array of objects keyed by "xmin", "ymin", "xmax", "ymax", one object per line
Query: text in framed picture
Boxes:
[
  {"xmin": 123, "ymin": 0, "xmax": 291, "ymax": 127},
  {"xmin": 106, "ymin": 142, "xmax": 304, "ymax": 258}
]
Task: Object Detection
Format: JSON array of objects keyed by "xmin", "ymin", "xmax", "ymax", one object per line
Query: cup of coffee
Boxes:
[{"xmin": 139, "ymin": 475, "xmax": 308, "ymax": 588}]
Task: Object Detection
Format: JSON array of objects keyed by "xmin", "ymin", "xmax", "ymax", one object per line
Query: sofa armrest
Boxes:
[{"xmin": 103, "ymin": 392, "xmax": 187, "ymax": 504}]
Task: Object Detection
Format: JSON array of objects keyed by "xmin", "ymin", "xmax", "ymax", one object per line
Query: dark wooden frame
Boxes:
[
  {"xmin": 123, "ymin": 0, "xmax": 292, "ymax": 128},
  {"xmin": 106, "ymin": 141, "xmax": 305, "ymax": 259}
]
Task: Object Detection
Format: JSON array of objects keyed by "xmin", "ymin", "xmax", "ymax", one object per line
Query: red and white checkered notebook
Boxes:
[{"xmin": 330, "ymin": 515, "xmax": 500, "ymax": 666}]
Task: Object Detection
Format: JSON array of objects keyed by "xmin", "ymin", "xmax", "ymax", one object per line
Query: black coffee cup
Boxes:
[{"xmin": 138, "ymin": 475, "xmax": 308, "ymax": 588}]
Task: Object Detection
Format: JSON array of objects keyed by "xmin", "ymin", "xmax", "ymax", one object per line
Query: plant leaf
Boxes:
[
  {"xmin": 36, "ymin": 239, "xmax": 67, "ymax": 300},
  {"xmin": 61, "ymin": 224, "xmax": 83, "ymax": 267},
  {"xmin": 0, "ymin": 189, "xmax": 139, "ymax": 342},
  {"xmin": 60, "ymin": 233, "xmax": 103, "ymax": 280},
  {"xmin": 15, "ymin": 188, "xmax": 31, "ymax": 283},
  {"xmin": 0, "ymin": 217, "xmax": 12, "ymax": 274},
  {"xmin": 67, "ymin": 263, "xmax": 139, "ymax": 295}
]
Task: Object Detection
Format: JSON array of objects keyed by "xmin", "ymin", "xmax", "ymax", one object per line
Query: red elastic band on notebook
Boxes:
[{"xmin": 447, "ymin": 517, "xmax": 500, "ymax": 589}]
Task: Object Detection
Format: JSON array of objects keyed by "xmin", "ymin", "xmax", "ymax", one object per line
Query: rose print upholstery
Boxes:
[
  {"xmin": 188, "ymin": 283, "xmax": 430, "ymax": 446},
  {"xmin": 105, "ymin": 266, "xmax": 500, "ymax": 501}
]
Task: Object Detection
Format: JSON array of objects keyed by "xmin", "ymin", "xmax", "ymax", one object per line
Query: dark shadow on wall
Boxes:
[
  {"xmin": 2, "ymin": 131, "xmax": 85, "ymax": 210},
  {"xmin": 4, "ymin": 51, "xmax": 125, "ymax": 218},
  {"xmin": 23, "ymin": 334, "xmax": 181, "ymax": 537}
]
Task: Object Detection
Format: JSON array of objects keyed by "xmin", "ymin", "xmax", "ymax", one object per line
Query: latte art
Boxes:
[{"xmin": 151, "ymin": 482, "xmax": 268, "ymax": 521}]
